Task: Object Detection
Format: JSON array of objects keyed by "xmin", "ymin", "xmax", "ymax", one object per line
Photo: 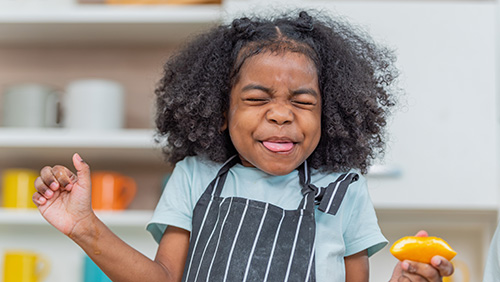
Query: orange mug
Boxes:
[{"xmin": 91, "ymin": 171, "xmax": 136, "ymax": 210}]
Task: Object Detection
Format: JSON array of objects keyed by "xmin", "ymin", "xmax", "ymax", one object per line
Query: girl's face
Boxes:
[{"xmin": 226, "ymin": 51, "xmax": 321, "ymax": 175}]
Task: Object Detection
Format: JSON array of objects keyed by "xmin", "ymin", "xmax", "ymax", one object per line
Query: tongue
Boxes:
[{"xmin": 262, "ymin": 141, "xmax": 294, "ymax": 152}]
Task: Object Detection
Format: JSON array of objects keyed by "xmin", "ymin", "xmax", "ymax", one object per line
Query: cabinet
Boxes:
[{"xmin": 1, "ymin": 1, "xmax": 498, "ymax": 281}]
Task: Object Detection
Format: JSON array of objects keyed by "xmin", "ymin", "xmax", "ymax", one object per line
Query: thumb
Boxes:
[{"xmin": 72, "ymin": 153, "xmax": 91, "ymax": 189}]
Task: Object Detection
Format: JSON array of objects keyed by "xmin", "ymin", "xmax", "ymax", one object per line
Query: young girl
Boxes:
[{"xmin": 33, "ymin": 10, "xmax": 453, "ymax": 281}]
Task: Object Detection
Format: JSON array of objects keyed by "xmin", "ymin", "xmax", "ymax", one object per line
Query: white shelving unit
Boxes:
[
  {"xmin": 0, "ymin": 3, "xmax": 217, "ymax": 280},
  {"xmin": 0, "ymin": 128, "xmax": 165, "ymax": 280}
]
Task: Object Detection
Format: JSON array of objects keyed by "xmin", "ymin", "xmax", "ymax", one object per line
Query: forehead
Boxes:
[
  {"xmin": 235, "ymin": 51, "xmax": 319, "ymax": 85},
  {"xmin": 242, "ymin": 52, "xmax": 317, "ymax": 78},
  {"xmin": 231, "ymin": 39, "xmax": 320, "ymax": 85}
]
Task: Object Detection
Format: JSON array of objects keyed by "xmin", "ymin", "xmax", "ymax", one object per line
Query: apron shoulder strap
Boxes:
[
  {"xmin": 298, "ymin": 161, "xmax": 359, "ymax": 215},
  {"xmin": 309, "ymin": 173, "xmax": 359, "ymax": 215}
]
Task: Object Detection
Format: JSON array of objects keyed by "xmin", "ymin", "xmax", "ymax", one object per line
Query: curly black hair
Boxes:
[{"xmin": 155, "ymin": 9, "xmax": 399, "ymax": 174}]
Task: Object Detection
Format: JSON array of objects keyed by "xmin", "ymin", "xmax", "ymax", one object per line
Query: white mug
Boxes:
[
  {"xmin": 63, "ymin": 79, "xmax": 125, "ymax": 130},
  {"xmin": 2, "ymin": 83, "xmax": 60, "ymax": 128}
]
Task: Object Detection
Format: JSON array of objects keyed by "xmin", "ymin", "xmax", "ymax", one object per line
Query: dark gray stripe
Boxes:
[
  {"xmin": 284, "ymin": 209, "xmax": 304, "ymax": 281},
  {"xmin": 194, "ymin": 198, "xmax": 233, "ymax": 281},
  {"xmin": 242, "ymin": 202, "xmax": 269, "ymax": 282},
  {"xmin": 223, "ymin": 199, "xmax": 250, "ymax": 281},
  {"xmin": 205, "ymin": 198, "xmax": 252, "ymax": 280},
  {"xmin": 263, "ymin": 209, "xmax": 285, "ymax": 282},
  {"xmin": 184, "ymin": 192, "xmax": 217, "ymax": 279}
]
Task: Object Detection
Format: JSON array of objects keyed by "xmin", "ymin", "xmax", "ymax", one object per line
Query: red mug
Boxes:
[{"xmin": 91, "ymin": 172, "xmax": 136, "ymax": 210}]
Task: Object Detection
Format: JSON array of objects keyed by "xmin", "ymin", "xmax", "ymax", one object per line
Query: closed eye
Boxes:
[
  {"xmin": 244, "ymin": 97, "xmax": 270, "ymax": 105},
  {"xmin": 291, "ymin": 89, "xmax": 319, "ymax": 108},
  {"xmin": 293, "ymin": 100, "xmax": 315, "ymax": 105},
  {"xmin": 291, "ymin": 96, "xmax": 317, "ymax": 108},
  {"xmin": 246, "ymin": 98, "xmax": 267, "ymax": 102}
]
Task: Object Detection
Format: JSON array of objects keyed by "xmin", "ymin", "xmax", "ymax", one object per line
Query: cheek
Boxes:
[
  {"xmin": 228, "ymin": 112, "xmax": 243, "ymax": 134},
  {"xmin": 309, "ymin": 113, "xmax": 322, "ymax": 145},
  {"xmin": 228, "ymin": 106, "xmax": 246, "ymax": 143}
]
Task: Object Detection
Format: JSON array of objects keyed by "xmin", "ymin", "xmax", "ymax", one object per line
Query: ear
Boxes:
[{"xmin": 220, "ymin": 111, "xmax": 228, "ymax": 132}]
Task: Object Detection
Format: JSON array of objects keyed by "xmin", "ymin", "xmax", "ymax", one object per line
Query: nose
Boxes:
[{"xmin": 266, "ymin": 103, "xmax": 294, "ymax": 125}]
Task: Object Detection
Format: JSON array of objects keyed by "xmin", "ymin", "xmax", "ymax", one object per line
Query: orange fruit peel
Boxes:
[{"xmin": 390, "ymin": 236, "xmax": 457, "ymax": 264}]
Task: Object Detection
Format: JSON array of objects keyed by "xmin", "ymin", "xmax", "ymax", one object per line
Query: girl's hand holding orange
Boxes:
[{"xmin": 389, "ymin": 230, "xmax": 455, "ymax": 282}]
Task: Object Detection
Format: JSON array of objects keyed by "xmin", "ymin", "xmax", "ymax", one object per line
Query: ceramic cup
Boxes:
[
  {"xmin": 91, "ymin": 171, "xmax": 136, "ymax": 210},
  {"xmin": 2, "ymin": 169, "xmax": 38, "ymax": 209},
  {"xmin": 2, "ymin": 83, "xmax": 59, "ymax": 128},
  {"xmin": 3, "ymin": 250, "xmax": 50, "ymax": 282},
  {"xmin": 63, "ymin": 79, "xmax": 125, "ymax": 130},
  {"xmin": 83, "ymin": 255, "xmax": 112, "ymax": 282}
]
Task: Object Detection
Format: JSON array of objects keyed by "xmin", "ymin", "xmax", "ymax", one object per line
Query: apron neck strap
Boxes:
[
  {"xmin": 297, "ymin": 160, "xmax": 316, "ymax": 212},
  {"xmin": 206, "ymin": 156, "xmax": 358, "ymax": 215},
  {"xmin": 207, "ymin": 156, "xmax": 312, "ymax": 198},
  {"xmin": 206, "ymin": 155, "xmax": 240, "ymax": 196},
  {"xmin": 297, "ymin": 160, "xmax": 312, "ymax": 194},
  {"xmin": 299, "ymin": 161, "xmax": 360, "ymax": 215},
  {"xmin": 207, "ymin": 156, "xmax": 323, "ymax": 214}
]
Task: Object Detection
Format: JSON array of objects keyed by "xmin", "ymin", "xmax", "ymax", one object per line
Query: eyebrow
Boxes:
[
  {"xmin": 241, "ymin": 83, "xmax": 319, "ymax": 98},
  {"xmin": 241, "ymin": 84, "xmax": 270, "ymax": 93},
  {"xmin": 292, "ymin": 88, "xmax": 319, "ymax": 98}
]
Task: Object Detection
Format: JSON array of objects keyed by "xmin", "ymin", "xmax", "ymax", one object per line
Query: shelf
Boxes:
[
  {"xmin": 0, "ymin": 128, "xmax": 156, "ymax": 148},
  {"xmin": 0, "ymin": 208, "xmax": 153, "ymax": 227},
  {"xmin": 0, "ymin": 128, "xmax": 166, "ymax": 167},
  {"xmin": 0, "ymin": 4, "xmax": 223, "ymax": 45}
]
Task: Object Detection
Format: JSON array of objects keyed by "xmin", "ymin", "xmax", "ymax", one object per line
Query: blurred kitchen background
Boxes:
[{"xmin": 0, "ymin": 0, "xmax": 497, "ymax": 281}]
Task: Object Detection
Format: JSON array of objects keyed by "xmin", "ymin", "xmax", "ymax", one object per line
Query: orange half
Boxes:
[{"xmin": 390, "ymin": 236, "xmax": 457, "ymax": 264}]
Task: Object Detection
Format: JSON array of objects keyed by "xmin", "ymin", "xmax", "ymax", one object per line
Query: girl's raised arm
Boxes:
[
  {"xmin": 33, "ymin": 153, "xmax": 189, "ymax": 282},
  {"xmin": 389, "ymin": 231, "xmax": 454, "ymax": 281}
]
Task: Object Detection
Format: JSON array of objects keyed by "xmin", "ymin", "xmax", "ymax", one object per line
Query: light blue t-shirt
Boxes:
[{"xmin": 147, "ymin": 156, "xmax": 387, "ymax": 281}]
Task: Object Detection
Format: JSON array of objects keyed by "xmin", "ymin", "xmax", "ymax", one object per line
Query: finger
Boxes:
[
  {"xmin": 40, "ymin": 166, "xmax": 60, "ymax": 191},
  {"xmin": 397, "ymin": 272, "xmax": 426, "ymax": 282},
  {"xmin": 402, "ymin": 260, "xmax": 440, "ymax": 281},
  {"xmin": 431, "ymin": 256, "xmax": 454, "ymax": 277},
  {"xmin": 34, "ymin": 176, "xmax": 54, "ymax": 199},
  {"xmin": 32, "ymin": 191, "xmax": 47, "ymax": 206},
  {"xmin": 72, "ymin": 153, "xmax": 91, "ymax": 190},
  {"xmin": 392, "ymin": 264, "xmax": 417, "ymax": 282},
  {"xmin": 51, "ymin": 165, "xmax": 78, "ymax": 191},
  {"xmin": 415, "ymin": 230, "xmax": 428, "ymax": 237}
]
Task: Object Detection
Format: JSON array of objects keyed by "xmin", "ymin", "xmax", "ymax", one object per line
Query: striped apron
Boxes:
[{"xmin": 182, "ymin": 155, "xmax": 359, "ymax": 282}]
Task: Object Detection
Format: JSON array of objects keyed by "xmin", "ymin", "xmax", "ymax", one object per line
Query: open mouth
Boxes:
[{"xmin": 262, "ymin": 141, "xmax": 295, "ymax": 153}]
